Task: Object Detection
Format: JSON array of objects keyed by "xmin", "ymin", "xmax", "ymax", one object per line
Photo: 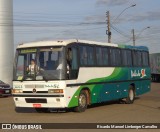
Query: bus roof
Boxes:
[
  {"xmin": 17, "ymin": 39, "xmax": 149, "ymax": 51},
  {"xmin": 17, "ymin": 39, "xmax": 118, "ymax": 48},
  {"xmin": 119, "ymin": 45, "xmax": 149, "ymax": 51}
]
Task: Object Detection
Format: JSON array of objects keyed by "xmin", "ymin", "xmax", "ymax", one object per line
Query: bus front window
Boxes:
[
  {"xmin": 14, "ymin": 47, "xmax": 66, "ymax": 81},
  {"xmin": 38, "ymin": 47, "xmax": 65, "ymax": 80}
]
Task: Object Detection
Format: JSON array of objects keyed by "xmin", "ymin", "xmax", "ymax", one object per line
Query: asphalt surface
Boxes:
[{"xmin": 0, "ymin": 83, "xmax": 160, "ymax": 131}]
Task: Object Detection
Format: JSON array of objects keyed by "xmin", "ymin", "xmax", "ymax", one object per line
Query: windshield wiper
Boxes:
[
  {"xmin": 43, "ymin": 76, "xmax": 48, "ymax": 82},
  {"xmin": 39, "ymin": 70, "xmax": 48, "ymax": 82},
  {"xmin": 22, "ymin": 74, "xmax": 35, "ymax": 81}
]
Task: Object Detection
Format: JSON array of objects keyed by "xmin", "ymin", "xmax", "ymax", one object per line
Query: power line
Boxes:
[{"xmin": 110, "ymin": 23, "xmax": 131, "ymax": 38}]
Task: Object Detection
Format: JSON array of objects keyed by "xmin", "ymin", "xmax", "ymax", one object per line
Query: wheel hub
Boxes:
[{"xmin": 79, "ymin": 94, "xmax": 86, "ymax": 108}]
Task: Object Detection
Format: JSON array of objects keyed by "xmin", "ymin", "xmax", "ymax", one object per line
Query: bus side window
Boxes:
[
  {"xmin": 122, "ymin": 49, "xmax": 128, "ymax": 66},
  {"xmin": 110, "ymin": 48, "xmax": 116, "ymax": 66},
  {"xmin": 102, "ymin": 48, "xmax": 109, "ymax": 66},
  {"xmin": 110, "ymin": 48, "xmax": 121, "ymax": 66},
  {"xmin": 137, "ymin": 51, "xmax": 142, "ymax": 67},
  {"xmin": 122, "ymin": 49, "xmax": 132, "ymax": 67},
  {"xmin": 127, "ymin": 50, "xmax": 132, "ymax": 66},
  {"xmin": 132, "ymin": 50, "xmax": 138, "ymax": 67},
  {"xmin": 96, "ymin": 47, "xmax": 103, "ymax": 65},
  {"xmin": 80, "ymin": 46, "xmax": 88, "ymax": 65},
  {"xmin": 142, "ymin": 52, "xmax": 149, "ymax": 67},
  {"xmin": 87, "ymin": 46, "xmax": 94, "ymax": 65}
]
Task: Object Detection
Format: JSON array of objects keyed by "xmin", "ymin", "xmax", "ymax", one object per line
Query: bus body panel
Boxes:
[{"xmin": 68, "ymin": 67, "xmax": 151, "ymax": 107}]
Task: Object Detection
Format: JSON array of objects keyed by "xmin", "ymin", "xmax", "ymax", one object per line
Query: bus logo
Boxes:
[
  {"xmin": 131, "ymin": 69, "xmax": 146, "ymax": 78},
  {"xmin": 141, "ymin": 69, "xmax": 146, "ymax": 78},
  {"xmin": 32, "ymin": 88, "xmax": 37, "ymax": 93}
]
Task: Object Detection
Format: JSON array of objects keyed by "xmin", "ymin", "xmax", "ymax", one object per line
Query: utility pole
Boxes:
[
  {"xmin": 106, "ymin": 11, "xmax": 111, "ymax": 43},
  {"xmin": 132, "ymin": 29, "xmax": 135, "ymax": 46},
  {"xmin": 132, "ymin": 27, "xmax": 150, "ymax": 46}
]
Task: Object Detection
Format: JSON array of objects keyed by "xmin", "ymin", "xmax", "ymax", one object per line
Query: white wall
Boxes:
[{"xmin": 0, "ymin": 0, "xmax": 14, "ymax": 85}]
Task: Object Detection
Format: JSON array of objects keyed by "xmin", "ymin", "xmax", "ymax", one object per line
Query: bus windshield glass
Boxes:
[{"xmin": 14, "ymin": 47, "xmax": 66, "ymax": 81}]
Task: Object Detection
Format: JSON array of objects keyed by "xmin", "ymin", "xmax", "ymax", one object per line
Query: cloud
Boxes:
[
  {"xmin": 128, "ymin": 11, "xmax": 160, "ymax": 22},
  {"xmin": 85, "ymin": 15, "xmax": 105, "ymax": 21},
  {"xmin": 96, "ymin": 0, "xmax": 129, "ymax": 6},
  {"xmin": 83, "ymin": 15, "xmax": 106, "ymax": 26}
]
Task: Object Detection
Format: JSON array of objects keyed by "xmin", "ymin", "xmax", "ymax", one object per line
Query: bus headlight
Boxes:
[
  {"xmin": 12, "ymin": 89, "xmax": 23, "ymax": 94},
  {"xmin": 48, "ymin": 89, "xmax": 63, "ymax": 93}
]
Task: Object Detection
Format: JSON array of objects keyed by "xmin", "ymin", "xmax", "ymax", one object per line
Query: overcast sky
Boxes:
[{"xmin": 13, "ymin": 0, "xmax": 160, "ymax": 53}]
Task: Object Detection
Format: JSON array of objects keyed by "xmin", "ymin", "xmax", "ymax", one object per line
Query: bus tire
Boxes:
[
  {"xmin": 35, "ymin": 108, "xmax": 49, "ymax": 113},
  {"xmin": 74, "ymin": 90, "xmax": 87, "ymax": 112},
  {"xmin": 125, "ymin": 86, "xmax": 135, "ymax": 104}
]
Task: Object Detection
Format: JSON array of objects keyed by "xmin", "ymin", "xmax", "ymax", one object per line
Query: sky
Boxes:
[{"xmin": 13, "ymin": 0, "xmax": 160, "ymax": 53}]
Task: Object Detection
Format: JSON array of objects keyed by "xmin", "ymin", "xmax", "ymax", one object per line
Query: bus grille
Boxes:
[
  {"xmin": 23, "ymin": 91, "xmax": 48, "ymax": 93},
  {"xmin": 25, "ymin": 98, "xmax": 47, "ymax": 103}
]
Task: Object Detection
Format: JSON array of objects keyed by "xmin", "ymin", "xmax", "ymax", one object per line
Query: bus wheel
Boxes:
[
  {"xmin": 125, "ymin": 86, "xmax": 135, "ymax": 104},
  {"xmin": 74, "ymin": 90, "xmax": 87, "ymax": 112},
  {"xmin": 35, "ymin": 108, "xmax": 49, "ymax": 113}
]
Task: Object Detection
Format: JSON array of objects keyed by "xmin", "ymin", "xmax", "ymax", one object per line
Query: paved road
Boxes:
[{"xmin": 0, "ymin": 83, "xmax": 160, "ymax": 131}]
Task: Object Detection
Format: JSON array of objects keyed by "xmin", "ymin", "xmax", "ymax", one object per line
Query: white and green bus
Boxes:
[{"xmin": 13, "ymin": 39, "xmax": 151, "ymax": 112}]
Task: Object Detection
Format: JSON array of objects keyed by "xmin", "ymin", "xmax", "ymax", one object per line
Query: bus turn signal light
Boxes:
[
  {"xmin": 48, "ymin": 89, "xmax": 63, "ymax": 93},
  {"xmin": 12, "ymin": 89, "xmax": 23, "ymax": 94}
]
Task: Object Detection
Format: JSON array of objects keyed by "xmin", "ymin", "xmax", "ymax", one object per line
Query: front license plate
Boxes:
[
  {"xmin": 5, "ymin": 90, "xmax": 10, "ymax": 93},
  {"xmin": 33, "ymin": 104, "xmax": 41, "ymax": 108}
]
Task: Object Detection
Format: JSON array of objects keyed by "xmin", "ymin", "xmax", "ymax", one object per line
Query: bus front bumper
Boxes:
[{"xmin": 13, "ymin": 94, "xmax": 66, "ymax": 108}]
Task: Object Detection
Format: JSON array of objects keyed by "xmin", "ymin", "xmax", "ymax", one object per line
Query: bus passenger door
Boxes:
[{"xmin": 67, "ymin": 47, "xmax": 79, "ymax": 80}]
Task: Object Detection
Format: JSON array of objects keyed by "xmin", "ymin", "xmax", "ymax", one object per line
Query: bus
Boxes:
[{"xmin": 12, "ymin": 39, "xmax": 151, "ymax": 112}]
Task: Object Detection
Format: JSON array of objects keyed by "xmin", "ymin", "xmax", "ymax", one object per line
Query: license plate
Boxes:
[
  {"xmin": 5, "ymin": 90, "xmax": 10, "ymax": 93},
  {"xmin": 33, "ymin": 104, "xmax": 41, "ymax": 108}
]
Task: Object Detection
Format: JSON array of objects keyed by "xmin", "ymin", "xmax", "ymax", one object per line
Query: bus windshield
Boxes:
[{"xmin": 14, "ymin": 47, "xmax": 66, "ymax": 81}]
